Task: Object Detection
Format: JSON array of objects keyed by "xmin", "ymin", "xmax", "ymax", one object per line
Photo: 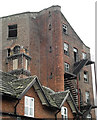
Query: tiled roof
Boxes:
[
  {"xmin": 0, "ymin": 71, "xmax": 36, "ymax": 98},
  {"xmin": 0, "ymin": 71, "xmax": 77, "ymax": 112},
  {"xmin": 42, "ymin": 86, "xmax": 70, "ymax": 108}
]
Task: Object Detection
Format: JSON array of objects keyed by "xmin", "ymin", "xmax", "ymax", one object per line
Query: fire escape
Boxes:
[{"xmin": 64, "ymin": 57, "xmax": 94, "ymax": 114}]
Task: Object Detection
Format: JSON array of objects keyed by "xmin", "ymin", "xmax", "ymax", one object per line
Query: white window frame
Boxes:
[
  {"xmin": 82, "ymin": 52, "xmax": 87, "ymax": 59},
  {"xmin": 64, "ymin": 62, "xmax": 70, "ymax": 72},
  {"xmin": 25, "ymin": 96, "xmax": 34, "ymax": 117},
  {"xmin": 13, "ymin": 59, "xmax": 18, "ymax": 70},
  {"xmin": 85, "ymin": 91, "xmax": 90, "ymax": 103},
  {"xmin": 61, "ymin": 106, "xmax": 68, "ymax": 120},
  {"xmin": 64, "ymin": 43, "xmax": 69, "ymax": 55}
]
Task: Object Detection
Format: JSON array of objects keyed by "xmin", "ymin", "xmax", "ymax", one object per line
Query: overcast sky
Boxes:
[{"xmin": 0, "ymin": 0, "xmax": 96, "ymax": 61}]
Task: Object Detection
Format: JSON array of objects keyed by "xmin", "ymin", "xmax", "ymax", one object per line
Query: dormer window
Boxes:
[
  {"xmin": 13, "ymin": 46, "xmax": 20, "ymax": 54},
  {"xmin": 63, "ymin": 24, "xmax": 67, "ymax": 34},
  {"xmin": 8, "ymin": 24, "xmax": 17, "ymax": 38}
]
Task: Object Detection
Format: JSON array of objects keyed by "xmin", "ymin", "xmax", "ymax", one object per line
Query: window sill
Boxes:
[
  {"xmin": 7, "ymin": 37, "xmax": 17, "ymax": 40},
  {"xmin": 84, "ymin": 81, "xmax": 89, "ymax": 84}
]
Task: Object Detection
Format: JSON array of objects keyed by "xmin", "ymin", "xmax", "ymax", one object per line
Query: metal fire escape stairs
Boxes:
[{"xmin": 64, "ymin": 59, "xmax": 94, "ymax": 107}]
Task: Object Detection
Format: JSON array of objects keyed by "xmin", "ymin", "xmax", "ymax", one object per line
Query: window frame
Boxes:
[
  {"xmin": 73, "ymin": 47, "xmax": 78, "ymax": 62},
  {"xmin": 25, "ymin": 96, "xmax": 34, "ymax": 117},
  {"xmin": 85, "ymin": 91, "xmax": 90, "ymax": 103},
  {"xmin": 13, "ymin": 59, "xmax": 18, "ymax": 70},
  {"xmin": 64, "ymin": 62, "xmax": 70, "ymax": 72},
  {"xmin": 61, "ymin": 106, "xmax": 68, "ymax": 120},
  {"xmin": 64, "ymin": 42, "xmax": 69, "ymax": 56},
  {"xmin": 7, "ymin": 48, "xmax": 11, "ymax": 57},
  {"xmin": 84, "ymin": 71, "xmax": 89, "ymax": 83},
  {"xmin": 82, "ymin": 52, "xmax": 87, "ymax": 59},
  {"xmin": 25, "ymin": 59, "xmax": 28, "ymax": 70},
  {"xmin": 63, "ymin": 24, "xmax": 68, "ymax": 34},
  {"xmin": 8, "ymin": 24, "xmax": 17, "ymax": 38}
]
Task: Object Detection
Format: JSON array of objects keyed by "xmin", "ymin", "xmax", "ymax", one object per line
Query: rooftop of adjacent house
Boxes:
[{"xmin": 0, "ymin": 70, "xmax": 77, "ymax": 112}]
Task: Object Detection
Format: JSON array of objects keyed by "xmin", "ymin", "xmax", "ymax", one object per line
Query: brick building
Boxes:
[{"xmin": 0, "ymin": 5, "xmax": 96, "ymax": 119}]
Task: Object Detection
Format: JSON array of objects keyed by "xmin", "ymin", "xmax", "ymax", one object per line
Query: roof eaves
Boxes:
[{"xmin": 18, "ymin": 76, "xmax": 37, "ymax": 99}]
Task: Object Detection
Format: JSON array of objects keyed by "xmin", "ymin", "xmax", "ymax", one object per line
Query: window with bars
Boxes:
[
  {"xmin": 64, "ymin": 43, "xmax": 69, "ymax": 55},
  {"xmin": 8, "ymin": 24, "xmax": 17, "ymax": 38},
  {"xmin": 25, "ymin": 96, "xmax": 34, "ymax": 117}
]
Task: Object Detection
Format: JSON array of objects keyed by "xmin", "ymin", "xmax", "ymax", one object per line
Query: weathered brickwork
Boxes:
[{"xmin": 1, "ymin": 5, "xmax": 95, "ymax": 118}]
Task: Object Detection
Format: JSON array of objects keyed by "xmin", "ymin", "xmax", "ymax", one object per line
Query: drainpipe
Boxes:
[
  {"xmin": 77, "ymin": 75, "xmax": 80, "ymax": 111},
  {"xmin": 94, "ymin": 62, "xmax": 97, "ymax": 93},
  {"xmin": 14, "ymin": 99, "xmax": 20, "ymax": 115},
  {"xmin": 55, "ymin": 109, "xmax": 61, "ymax": 120}
]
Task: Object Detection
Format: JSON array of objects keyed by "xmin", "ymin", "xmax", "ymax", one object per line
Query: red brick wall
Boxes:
[
  {"xmin": 29, "ymin": 7, "xmax": 64, "ymax": 92},
  {"xmin": 1, "ymin": 87, "xmax": 74, "ymax": 119}
]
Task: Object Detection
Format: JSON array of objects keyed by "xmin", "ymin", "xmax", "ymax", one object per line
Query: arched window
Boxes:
[
  {"xmin": 61, "ymin": 106, "xmax": 68, "ymax": 120},
  {"xmin": 13, "ymin": 45, "xmax": 20, "ymax": 54}
]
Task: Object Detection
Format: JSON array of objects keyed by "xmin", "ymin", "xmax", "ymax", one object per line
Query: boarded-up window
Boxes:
[
  {"xmin": 13, "ymin": 59, "xmax": 18, "ymax": 70},
  {"xmin": 25, "ymin": 59, "xmax": 28, "ymax": 70}
]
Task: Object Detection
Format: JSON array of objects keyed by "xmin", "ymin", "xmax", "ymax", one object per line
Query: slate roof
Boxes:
[
  {"xmin": 0, "ymin": 71, "xmax": 36, "ymax": 98},
  {"xmin": 0, "ymin": 71, "xmax": 77, "ymax": 112}
]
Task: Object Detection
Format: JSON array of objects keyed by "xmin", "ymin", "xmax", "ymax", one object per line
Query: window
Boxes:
[
  {"xmin": 25, "ymin": 96, "xmax": 34, "ymax": 117},
  {"xmin": 7, "ymin": 48, "xmax": 11, "ymax": 57},
  {"xmin": 64, "ymin": 43, "xmax": 69, "ymax": 55},
  {"xmin": 61, "ymin": 107, "xmax": 68, "ymax": 120},
  {"xmin": 8, "ymin": 24, "xmax": 17, "ymax": 38},
  {"xmin": 13, "ymin": 46, "xmax": 20, "ymax": 54},
  {"xmin": 49, "ymin": 24, "xmax": 51, "ymax": 30},
  {"xmin": 13, "ymin": 59, "xmax": 18, "ymax": 70},
  {"xmin": 63, "ymin": 24, "xmax": 67, "ymax": 34},
  {"xmin": 85, "ymin": 91, "xmax": 90, "ymax": 103},
  {"xmin": 84, "ymin": 71, "xmax": 88, "ymax": 82},
  {"xmin": 25, "ymin": 59, "xmax": 28, "ymax": 70},
  {"xmin": 82, "ymin": 52, "xmax": 87, "ymax": 59},
  {"xmin": 73, "ymin": 48, "xmax": 78, "ymax": 62},
  {"xmin": 64, "ymin": 62, "xmax": 70, "ymax": 72}
]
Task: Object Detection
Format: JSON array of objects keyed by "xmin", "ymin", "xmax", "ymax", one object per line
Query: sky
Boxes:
[
  {"xmin": 0, "ymin": 0, "xmax": 96, "ymax": 117},
  {"xmin": 0, "ymin": 0, "xmax": 96, "ymax": 60}
]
